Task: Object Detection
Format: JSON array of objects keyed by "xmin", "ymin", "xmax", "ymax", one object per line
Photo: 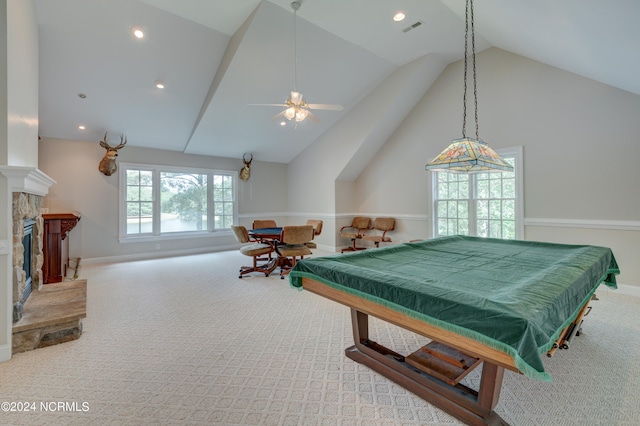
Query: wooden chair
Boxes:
[
  {"xmin": 362, "ymin": 217, "xmax": 395, "ymax": 248},
  {"xmin": 305, "ymin": 219, "xmax": 323, "ymax": 249},
  {"xmin": 276, "ymin": 225, "xmax": 314, "ymax": 279},
  {"xmin": 231, "ymin": 225, "xmax": 275, "ymax": 278},
  {"xmin": 340, "ymin": 216, "xmax": 371, "ymax": 252},
  {"xmin": 252, "ymin": 219, "xmax": 277, "ymax": 229}
]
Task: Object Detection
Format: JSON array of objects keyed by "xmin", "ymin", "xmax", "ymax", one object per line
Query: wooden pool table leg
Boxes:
[{"xmin": 347, "ymin": 308, "xmax": 508, "ymax": 426}]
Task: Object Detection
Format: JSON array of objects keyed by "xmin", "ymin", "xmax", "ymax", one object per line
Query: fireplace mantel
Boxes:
[{"xmin": 0, "ymin": 166, "xmax": 56, "ymax": 196}]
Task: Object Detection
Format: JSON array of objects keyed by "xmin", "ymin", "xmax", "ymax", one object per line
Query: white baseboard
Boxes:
[
  {"xmin": 605, "ymin": 283, "xmax": 640, "ymax": 298},
  {"xmin": 80, "ymin": 244, "xmax": 239, "ymax": 265},
  {"xmin": 0, "ymin": 342, "xmax": 12, "ymax": 362}
]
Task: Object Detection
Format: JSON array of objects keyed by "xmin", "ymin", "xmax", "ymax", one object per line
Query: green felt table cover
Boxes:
[{"xmin": 289, "ymin": 235, "xmax": 619, "ymax": 381}]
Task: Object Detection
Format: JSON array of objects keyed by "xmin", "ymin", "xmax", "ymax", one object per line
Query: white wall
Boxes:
[
  {"xmin": 38, "ymin": 137, "xmax": 288, "ymax": 262},
  {"xmin": 0, "ymin": 0, "xmax": 38, "ymax": 362},
  {"xmin": 6, "ymin": 0, "xmax": 38, "ymax": 166},
  {"xmin": 287, "ymin": 55, "xmax": 445, "ymax": 248},
  {"xmin": 32, "ymin": 48, "xmax": 640, "ymax": 286},
  {"xmin": 0, "ymin": 1, "xmax": 9, "ymax": 361},
  {"xmin": 354, "ymin": 48, "xmax": 640, "ymax": 286}
]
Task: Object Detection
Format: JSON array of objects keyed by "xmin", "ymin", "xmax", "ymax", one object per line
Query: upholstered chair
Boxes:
[
  {"xmin": 340, "ymin": 216, "xmax": 371, "ymax": 252},
  {"xmin": 276, "ymin": 225, "xmax": 314, "ymax": 279},
  {"xmin": 231, "ymin": 225, "xmax": 275, "ymax": 278},
  {"xmin": 252, "ymin": 219, "xmax": 277, "ymax": 229},
  {"xmin": 304, "ymin": 219, "xmax": 323, "ymax": 249},
  {"xmin": 362, "ymin": 217, "xmax": 396, "ymax": 248}
]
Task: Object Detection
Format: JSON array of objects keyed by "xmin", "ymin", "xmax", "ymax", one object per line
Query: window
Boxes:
[
  {"xmin": 431, "ymin": 147, "xmax": 523, "ymax": 239},
  {"xmin": 120, "ymin": 163, "xmax": 237, "ymax": 239},
  {"xmin": 126, "ymin": 169, "xmax": 154, "ymax": 234}
]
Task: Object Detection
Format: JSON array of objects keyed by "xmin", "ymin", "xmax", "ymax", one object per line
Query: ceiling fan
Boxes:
[{"xmin": 250, "ymin": 1, "xmax": 343, "ymax": 123}]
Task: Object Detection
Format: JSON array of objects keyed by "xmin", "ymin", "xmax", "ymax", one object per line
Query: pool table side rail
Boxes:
[{"xmin": 301, "ymin": 277, "xmax": 519, "ymax": 373}]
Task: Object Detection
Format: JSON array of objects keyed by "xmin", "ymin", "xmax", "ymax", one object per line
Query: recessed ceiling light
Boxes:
[
  {"xmin": 393, "ymin": 11, "xmax": 406, "ymax": 22},
  {"xmin": 78, "ymin": 125, "xmax": 85, "ymax": 130},
  {"xmin": 133, "ymin": 28, "xmax": 144, "ymax": 39},
  {"xmin": 78, "ymin": 93, "xmax": 86, "ymax": 99},
  {"xmin": 280, "ymin": 121, "xmax": 286, "ymax": 126},
  {"xmin": 155, "ymin": 81, "xmax": 165, "ymax": 89}
]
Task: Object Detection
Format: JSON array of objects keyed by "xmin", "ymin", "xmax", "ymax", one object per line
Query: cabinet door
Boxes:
[{"xmin": 43, "ymin": 219, "xmax": 63, "ymax": 284}]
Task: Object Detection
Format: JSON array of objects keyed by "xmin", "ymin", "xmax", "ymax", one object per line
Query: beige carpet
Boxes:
[{"xmin": 1, "ymin": 249, "xmax": 639, "ymax": 425}]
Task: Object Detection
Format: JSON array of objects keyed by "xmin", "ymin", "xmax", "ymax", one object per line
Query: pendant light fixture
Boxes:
[{"xmin": 426, "ymin": 0, "xmax": 513, "ymax": 173}]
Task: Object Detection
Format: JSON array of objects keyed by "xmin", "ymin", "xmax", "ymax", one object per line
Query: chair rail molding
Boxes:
[
  {"xmin": 337, "ymin": 213, "xmax": 429, "ymax": 222},
  {"xmin": 244, "ymin": 213, "xmax": 430, "ymax": 222},
  {"xmin": 525, "ymin": 218, "xmax": 640, "ymax": 231}
]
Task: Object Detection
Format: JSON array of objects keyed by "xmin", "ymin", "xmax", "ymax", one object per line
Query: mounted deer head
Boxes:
[
  {"xmin": 239, "ymin": 152, "xmax": 253, "ymax": 181},
  {"xmin": 98, "ymin": 132, "xmax": 127, "ymax": 176}
]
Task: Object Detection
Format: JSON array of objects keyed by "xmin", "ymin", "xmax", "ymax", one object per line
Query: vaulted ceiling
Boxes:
[{"xmin": 35, "ymin": 0, "xmax": 640, "ymax": 163}]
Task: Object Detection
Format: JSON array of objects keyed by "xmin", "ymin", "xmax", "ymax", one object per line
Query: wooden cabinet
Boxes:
[{"xmin": 43, "ymin": 213, "xmax": 81, "ymax": 284}]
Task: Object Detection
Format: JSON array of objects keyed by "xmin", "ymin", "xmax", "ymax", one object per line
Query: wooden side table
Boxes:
[{"xmin": 43, "ymin": 213, "xmax": 81, "ymax": 284}]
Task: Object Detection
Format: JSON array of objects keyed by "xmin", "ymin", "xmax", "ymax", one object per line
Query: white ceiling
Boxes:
[{"xmin": 34, "ymin": 0, "xmax": 640, "ymax": 164}]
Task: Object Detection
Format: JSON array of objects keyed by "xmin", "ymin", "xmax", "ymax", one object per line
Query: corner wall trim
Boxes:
[
  {"xmin": 525, "ymin": 218, "xmax": 640, "ymax": 231},
  {"xmin": 0, "ymin": 343, "xmax": 11, "ymax": 362}
]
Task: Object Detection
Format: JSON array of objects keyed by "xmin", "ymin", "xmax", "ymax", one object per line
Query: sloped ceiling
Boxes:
[{"xmin": 35, "ymin": 0, "xmax": 640, "ymax": 164}]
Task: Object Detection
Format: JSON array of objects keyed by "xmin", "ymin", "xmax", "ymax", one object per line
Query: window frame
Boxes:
[
  {"xmin": 430, "ymin": 146, "xmax": 524, "ymax": 240},
  {"xmin": 118, "ymin": 162, "xmax": 238, "ymax": 243}
]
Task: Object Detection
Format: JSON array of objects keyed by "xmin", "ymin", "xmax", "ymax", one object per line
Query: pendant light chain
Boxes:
[
  {"xmin": 462, "ymin": 0, "xmax": 479, "ymax": 140},
  {"xmin": 471, "ymin": 0, "xmax": 479, "ymax": 140},
  {"xmin": 462, "ymin": 0, "xmax": 469, "ymax": 138}
]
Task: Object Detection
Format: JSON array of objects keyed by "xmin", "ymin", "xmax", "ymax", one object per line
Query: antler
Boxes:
[
  {"xmin": 113, "ymin": 134, "xmax": 127, "ymax": 150},
  {"xmin": 99, "ymin": 132, "xmax": 112, "ymax": 150},
  {"xmin": 99, "ymin": 132, "xmax": 127, "ymax": 150}
]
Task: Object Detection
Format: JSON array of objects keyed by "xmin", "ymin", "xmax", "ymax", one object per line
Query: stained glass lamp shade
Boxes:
[{"xmin": 425, "ymin": 137, "xmax": 513, "ymax": 173}]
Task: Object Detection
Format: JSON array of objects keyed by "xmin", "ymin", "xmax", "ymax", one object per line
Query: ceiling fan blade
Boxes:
[
  {"xmin": 307, "ymin": 111, "xmax": 320, "ymax": 123},
  {"xmin": 308, "ymin": 103, "xmax": 344, "ymax": 111},
  {"xmin": 248, "ymin": 103, "xmax": 289, "ymax": 107},
  {"xmin": 270, "ymin": 110, "xmax": 287, "ymax": 121}
]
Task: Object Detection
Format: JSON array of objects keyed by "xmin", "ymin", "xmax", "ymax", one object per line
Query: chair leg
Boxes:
[
  {"xmin": 238, "ymin": 254, "xmax": 276, "ymax": 278},
  {"xmin": 341, "ymin": 237, "xmax": 367, "ymax": 253},
  {"xmin": 280, "ymin": 256, "xmax": 301, "ymax": 279}
]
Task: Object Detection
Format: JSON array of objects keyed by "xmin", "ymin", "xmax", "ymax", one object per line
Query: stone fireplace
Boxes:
[
  {"xmin": 0, "ymin": 167, "xmax": 55, "ymax": 321},
  {"xmin": 2, "ymin": 167, "xmax": 87, "ymax": 353},
  {"xmin": 12, "ymin": 192, "xmax": 45, "ymax": 323}
]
